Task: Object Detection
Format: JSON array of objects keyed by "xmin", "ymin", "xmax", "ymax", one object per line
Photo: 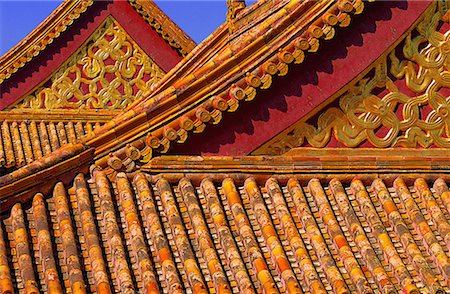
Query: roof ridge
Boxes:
[{"xmin": 86, "ymin": 0, "xmax": 369, "ymax": 166}]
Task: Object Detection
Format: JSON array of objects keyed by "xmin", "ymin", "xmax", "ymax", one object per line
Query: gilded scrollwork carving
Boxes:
[
  {"xmin": 8, "ymin": 17, "xmax": 165, "ymax": 110},
  {"xmin": 259, "ymin": 2, "xmax": 450, "ymax": 154}
]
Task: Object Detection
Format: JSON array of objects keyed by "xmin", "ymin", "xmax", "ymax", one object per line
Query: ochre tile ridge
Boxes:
[
  {"xmin": 222, "ymin": 178, "xmax": 279, "ymax": 293},
  {"xmin": 32, "ymin": 193, "xmax": 63, "ymax": 293},
  {"xmin": 287, "ymin": 178, "xmax": 348, "ymax": 294},
  {"xmin": 11, "ymin": 203, "xmax": 40, "ymax": 293},
  {"xmin": 1, "ymin": 122, "xmax": 14, "ymax": 168},
  {"xmin": 350, "ymin": 179, "xmax": 419, "ymax": 294},
  {"xmin": 0, "ymin": 221, "xmax": 13, "ymax": 293},
  {"xmin": 200, "ymin": 178, "xmax": 255, "ymax": 293},
  {"xmin": 92, "ymin": 169, "xmax": 135, "ymax": 293},
  {"xmin": 178, "ymin": 178, "xmax": 232, "ymax": 294},
  {"xmin": 244, "ymin": 177, "xmax": 301, "ymax": 293},
  {"xmin": 372, "ymin": 179, "xmax": 442, "ymax": 293},
  {"xmin": 394, "ymin": 177, "xmax": 450, "ymax": 285},
  {"xmin": 39, "ymin": 121, "xmax": 52, "ymax": 157},
  {"xmin": 10, "ymin": 122, "xmax": 25, "ymax": 167},
  {"xmin": 415, "ymin": 178, "xmax": 450, "ymax": 252},
  {"xmin": 19, "ymin": 122, "xmax": 33, "ymax": 166},
  {"xmin": 133, "ymin": 173, "xmax": 184, "ymax": 293},
  {"xmin": 308, "ymin": 179, "xmax": 371, "ymax": 293},
  {"xmin": 266, "ymin": 178, "xmax": 327, "ymax": 293},
  {"xmin": 434, "ymin": 179, "xmax": 450, "ymax": 216},
  {"xmin": 115, "ymin": 173, "xmax": 159, "ymax": 293},
  {"xmin": 53, "ymin": 182, "xmax": 87, "ymax": 294},
  {"xmin": 29, "ymin": 122, "xmax": 43, "ymax": 160},
  {"xmin": 156, "ymin": 178, "xmax": 208, "ymax": 293},
  {"xmin": 328, "ymin": 179, "xmax": 395, "ymax": 294},
  {"xmin": 73, "ymin": 174, "xmax": 111, "ymax": 293}
]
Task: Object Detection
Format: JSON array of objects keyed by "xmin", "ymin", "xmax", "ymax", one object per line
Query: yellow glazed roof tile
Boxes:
[{"xmin": 0, "ymin": 163, "xmax": 449, "ymax": 293}]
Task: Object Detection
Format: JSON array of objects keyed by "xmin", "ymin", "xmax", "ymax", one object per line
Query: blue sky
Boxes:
[{"xmin": 0, "ymin": 1, "xmax": 230, "ymax": 56}]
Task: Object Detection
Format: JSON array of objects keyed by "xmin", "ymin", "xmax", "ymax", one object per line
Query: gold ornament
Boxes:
[
  {"xmin": 8, "ymin": 17, "xmax": 165, "ymax": 110},
  {"xmin": 257, "ymin": 2, "xmax": 450, "ymax": 154}
]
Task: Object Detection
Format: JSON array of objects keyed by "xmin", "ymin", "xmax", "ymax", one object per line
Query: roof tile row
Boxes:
[
  {"xmin": 0, "ymin": 121, "xmax": 103, "ymax": 171},
  {"xmin": 0, "ymin": 171, "xmax": 450, "ymax": 293}
]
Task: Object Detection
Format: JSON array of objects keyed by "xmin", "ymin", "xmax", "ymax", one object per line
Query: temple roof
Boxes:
[
  {"xmin": 0, "ymin": 0, "xmax": 195, "ymax": 84},
  {"xmin": 0, "ymin": 0, "xmax": 374, "ymax": 174},
  {"xmin": 1, "ymin": 1, "xmax": 450, "ymax": 293},
  {"xmin": 0, "ymin": 0, "xmax": 196, "ymax": 172},
  {"xmin": 0, "ymin": 154, "xmax": 449, "ymax": 293},
  {"xmin": 0, "ymin": 0, "xmax": 194, "ymax": 139},
  {"xmin": 76, "ymin": 0, "xmax": 380, "ymax": 165}
]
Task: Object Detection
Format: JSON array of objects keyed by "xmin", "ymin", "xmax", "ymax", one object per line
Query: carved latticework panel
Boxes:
[
  {"xmin": 257, "ymin": 3, "xmax": 450, "ymax": 154},
  {"xmin": 7, "ymin": 16, "xmax": 165, "ymax": 110}
]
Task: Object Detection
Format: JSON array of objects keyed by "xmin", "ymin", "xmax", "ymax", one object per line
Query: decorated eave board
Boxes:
[{"xmin": 1, "ymin": 0, "xmax": 450, "ymax": 293}]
